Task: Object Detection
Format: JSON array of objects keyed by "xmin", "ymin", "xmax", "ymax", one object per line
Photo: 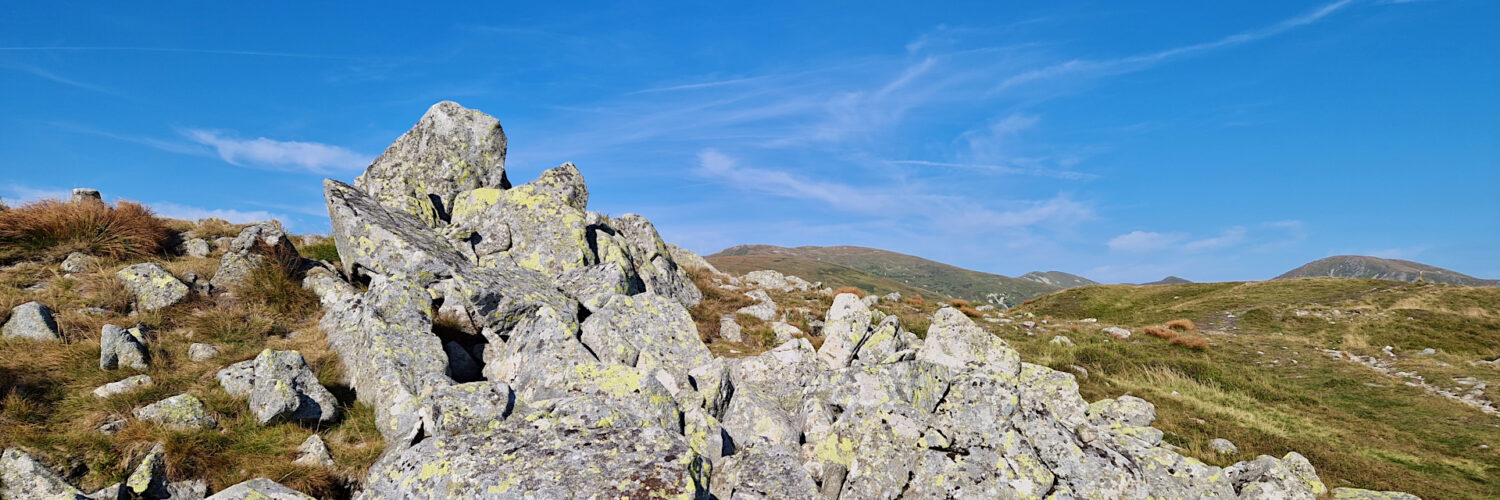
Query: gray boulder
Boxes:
[
  {"xmin": 245, "ymin": 349, "xmax": 340, "ymax": 425},
  {"xmin": 211, "ymin": 221, "xmax": 299, "ymax": 290},
  {"xmin": 1224, "ymin": 452, "xmax": 1327, "ymax": 499},
  {"xmin": 116, "ymin": 263, "xmax": 190, "ymax": 311},
  {"xmin": 729, "ymin": 339, "xmax": 821, "ymax": 414},
  {"xmin": 187, "ymin": 343, "xmax": 220, "ymax": 362},
  {"xmin": 70, "ymin": 188, "xmax": 102, "ymax": 204},
  {"xmin": 182, "ymin": 237, "xmax": 212, "ymax": 258},
  {"xmin": 133, "ymin": 394, "xmax": 217, "ymax": 430},
  {"xmin": 578, "ymin": 293, "xmax": 713, "ymax": 385},
  {"xmin": 93, "ymin": 374, "xmax": 153, "ymax": 399},
  {"xmin": 722, "ymin": 390, "xmax": 801, "ymax": 451},
  {"xmin": 853, "ymin": 315, "xmax": 906, "ymax": 365},
  {"xmin": 99, "ymin": 324, "xmax": 150, "ymax": 371},
  {"xmin": 216, "ymin": 360, "xmax": 256, "ymax": 397},
  {"xmin": 667, "ymin": 243, "xmax": 720, "ymax": 275},
  {"xmin": 719, "ymin": 314, "xmax": 744, "ymax": 342},
  {"xmin": 293, "ymin": 435, "xmax": 335, "ymax": 467},
  {"xmin": 413, "ymin": 381, "xmax": 514, "ymax": 439},
  {"xmin": 324, "ymin": 179, "xmax": 473, "ymax": 284},
  {"xmin": 3, "ymin": 301, "xmax": 61, "ymax": 341},
  {"xmin": 355, "ymin": 100, "xmax": 510, "ymax": 227},
  {"xmin": 708, "ymin": 443, "xmax": 820, "ymax": 500},
  {"xmin": 553, "ymin": 262, "xmax": 631, "ymax": 311},
  {"xmin": 60, "ymin": 252, "xmax": 98, "ymax": 273},
  {"xmin": 736, "ymin": 289, "xmax": 777, "ymax": 321},
  {"xmin": 816, "ymin": 293, "xmax": 872, "ymax": 369},
  {"xmin": 359, "ymin": 420, "xmax": 706, "ymax": 500},
  {"xmin": 204, "ymin": 478, "xmax": 314, "ymax": 500},
  {"xmin": 1211, "ymin": 438, "xmax": 1239, "ymax": 455},
  {"xmin": 917, "ymin": 307, "xmax": 1021, "ymax": 377},
  {"xmin": 448, "ymin": 163, "xmax": 592, "ymax": 277},
  {"xmin": 609, "ymin": 214, "xmax": 702, "ymax": 307},
  {"xmin": 0, "ymin": 447, "xmax": 88, "ymax": 499}
]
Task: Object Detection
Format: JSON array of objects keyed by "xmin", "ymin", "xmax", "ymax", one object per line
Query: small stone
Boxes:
[
  {"xmin": 204, "ymin": 478, "xmax": 314, "ymax": 499},
  {"xmin": 60, "ymin": 252, "xmax": 98, "ymax": 273},
  {"xmin": 100, "ymin": 324, "xmax": 151, "ymax": 371},
  {"xmin": 1049, "ymin": 335, "xmax": 1074, "ymax": 347},
  {"xmin": 293, "ymin": 435, "xmax": 335, "ymax": 467},
  {"xmin": 183, "ymin": 238, "xmax": 211, "ymax": 258},
  {"xmin": 1417, "ymin": 348, "xmax": 1435, "ymax": 355},
  {"xmin": 70, "ymin": 188, "xmax": 102, "ymax": 204},
  {"xmin": 188, "ymin": 343, "xmax": 221, "ymax": 362},
  {"xmin": 2, "ymin": 302, "xmax": 62, "ymax": 341},
  {"xmin": 94, "ymin": 375, "xmax": 153, "ymax": 398},
  {"xmin": 98, "ymin": 418, "xmax": 127, "ymax": 435},
  {"xmin": 1210, "ymin": 438, "xmax": 1238, "ymax": 455},
  {"xmin": 1103, "ymin": 326, "xmax": 1131, "ymax": 339},
  {"xmin": 124, "ymin": 443, "xmax": 167, "ymax": 499},
  {"xmin": 134, "ymin": 394, "xmax": 218, "ymax": 430},
  {"xmin": 719, "ymin": 314, "xmax": 743, "ymax": 343}
]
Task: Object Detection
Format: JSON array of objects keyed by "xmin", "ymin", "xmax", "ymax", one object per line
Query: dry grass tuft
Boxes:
[
  {"xmin": 833, "ymin": 286, "xmax": 866, "ymax": 298},
  {"xmin": 1166, "ymin": 319, "xmax": 1197, "ymax": 331},
  {"xmin": 903, "ymin": 294, "xmax": 926, "ymax": 306},
  {"xmin": 686, "ymin": 269, "xmax": 755, "ymax": 343},
  {"xmin": 949, "ymin": 298, "xmax": 971, "ymax": 308},
  {"xmin": 1170, "ymin": 335, "xmax": 1211, "ymax": 350},
  {"xmin": 958, "ymin": 306, "xmax": 983, "ymax": 318},
  {"xmin": 1144, "ymin": 325, "xmax": 1177, "ymax": 340},
  {"xmin": 234, "ymin": 260, "xmax": 318, "ymax": 320},
  {"xmin": 0, "ymin": 199, "xmax": 171, "ymax": 264}
]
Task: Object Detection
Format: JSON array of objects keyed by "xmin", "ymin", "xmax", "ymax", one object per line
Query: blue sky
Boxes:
[{"xmin": 2, "ymin": 1, "xmax": 1496, "ymax": 283}]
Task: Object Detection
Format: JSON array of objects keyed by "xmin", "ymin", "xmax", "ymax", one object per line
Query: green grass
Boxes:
[{"xmin": 299, "ymin": 241, "xmax": 340, "ymax": 263}]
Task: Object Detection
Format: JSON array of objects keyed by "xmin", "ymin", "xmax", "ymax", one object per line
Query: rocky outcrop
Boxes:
[
  {"xmin": 1, "ymin": 447, "xmax": 88, "ymax": 499},
  {"xmin": 3, "ymin": 301, "xmax": 61, "ymax": 341},
  {"xmin": 210, "ymin": 221, "xmax": 299, "ymax": 290}
]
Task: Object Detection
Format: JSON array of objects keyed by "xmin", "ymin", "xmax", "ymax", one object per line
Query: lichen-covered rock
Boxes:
[
  {"xmin": 709, "ymin": 443, "xmax": 819, "ymax": 500},
  {"xmin": 1330, "ymin": 488, "xmax": 1422, "ymax": 500},
  {"xmin": 359, "ymin": 420, "xmax": 706, "ymax": 500},
  {"xmin": 204, "ymin": 478, "xmax": 314, "ymax": 500},
  {"xmin": 482, "ymin": 305, "xmax": 594, "ymax": 401},
  {"xmin": 216, "ymin": 359, "xmax": 256, "ymax": 397},
  {"xmin": 414, "ymin": 381, "xmax": 513, "ymax": 439},
  {"xmin": 719, "ymin": 314, "xmax": 744, "ymax": 342},
  {"xmin": 917, "ymin": 307, "xmax": 1020, "ymax": 377},
  {"xmin": 579, "ymin": 293, "xmax": 713, "ymax": 385},
  {"xmin": 187, "ymin": 342, "xmax": 220, "ymax": 362},
  {"xmin": 853, "ymin": 315, "xmax": 905, "ymax": 366},
  {"xmin": 816, "ymin": 293, "xmax": 873, "ymax": 370},
  {"xmin": 3, "ymin": 301, "xmax": 61, "ymax": 341},
  {"xmin": 246, "ymin": 349, "xmax": 340, "ymax": 425},
  {"xmin": 667, "ymin": 243, "xmax": 720, "ymax": 275},
  {"xmin": 60, "ymin": 252, "xmax": 98, "ymax": 273},
  {"xmin": 181, "ymin": 237, "xmax": 211, "ymax": 258},
  {"xmin": 116, "ymin": 263, "xmax": 190, "ymax": 311},
  {"xmin": 769, "ymin": 321, "xmax": 801, "ymax": 344},
  {"xmin": 736, "ymin": 289, "xmax": 777, "ymax": 322},
  {"xmin": 324, "ymin": 179, "xmax": 473, "ymax": 284},
  {"xmin": 94, "ymin": 374, "xmax": 153, "ymax": 399},
  {"xmin": 99, "ymin": 324, "xmax": 150, "ymax": 371},
  {"xmin": 1087, "ymin": 395, "xmax": 1157, "ymax": 428},
  {"xmin": 436, "ymin": 263, "xmax": 579, "ymax": 342},
  {"xmin": 210, "ymin": 221, "xmax": 299, "ymax": 289},
  {"xmin": 293, "ymin": 435, "xmax": 335, "ymax": 467},
  {"xmin": 609, "ymin": 213, "xmax": 702, "ymax": 307},
  {"xmin": 553, "ymin": 262, "xmax": 630, "ymax": 311},
  {"xmin": 355, "ymin": 100, "xmax": 510, "ymax": 227},
  {"xmin": 134, "ymin": 394, "xmax": 217, "ymax": 431},
  {"xmin": 722, "ymin": 390, "xmax": 801, "ymax": 451},
  {"xmin": 450, "ymin": 163, "xmax": 592, "ymax": 277},
  {"xmin": 744, "ymin": 270, "xmax": 812, "ymax": 292},
  {"xmin": 70, "ymin": 188, "xmax": 102, "ymax": 204},
  {"xmin": 0, "ymin": 447, "xmax": 88, "ymax": 499},
  {"xmin": 729, "ymin": 339, "xmax": 821, "ymax": 414},
  {"xmin": 123, "ymin": 443, "xmax": 167, "ymax": 499},
  {"xmin": 1211, "ymin": 438, "xmax": 1239, "ymax": 455},
  {"xmin": 1225, "ymin": 452, "xmax": 1327, "ymax": 500}
]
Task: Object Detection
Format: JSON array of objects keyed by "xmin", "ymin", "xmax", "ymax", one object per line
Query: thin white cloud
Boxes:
[
  {"xmin": 1184, "ymin": 226, "xmax": 1248, "ymax": 251},
  {"xmin": 995, "ymin": 0, "xmax": 1356, "ymax": 91},
  {"xmin": 1108, "ymin": 230, "xmax": 1187, "ymax": 253},
  {"xmin": 7, "ymin": 65, "xmax": 117, "ymax": 94},
  {"xmin": 0, "ymin": 184, "xmax": 72, "ymax": 205},
  {"xmin": 148, "ymin": 201, "xmax": 284, "ymax": 225},
  {"xmin": 184, "ymin": 130, "xmax": 371, "ymax": 174},
  {"xmin": 889, "ymin": 160, "xmax": 1097, "ymax": 181}
]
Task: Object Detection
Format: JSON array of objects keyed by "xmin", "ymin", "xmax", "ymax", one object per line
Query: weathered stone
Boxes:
[
  {"xmin": 816, "ymin": 293, "xmax": 872, "ymax": 370},
  {"xmin": 359, "ymin": 420, "xmax": 705, "ymax": 499},
  {"xmin": 414, "ymin": 381, "xmax": 514, "ymax": 439},
  {"xmin": 211, "ymin": 221, "xmax": 299, "ymax": 290},
  {"xmin": 204, "ymin": 478, "xmax": 314, "ymax": 500},
  {"xmin": 743, "ymin": 269, "xmax": 811, "ymax": 292},
  {"xmin": 437, "ymin": 263, "xmax": 579, "ymax": 342},
  {"xmin": 60, "ymin": 252, "xmax": 98, "ymax": 273},
  {"xmin": 1050, "ymin": 335, "xmax": 1075, "ymax": 347},
  {"xmin": 216, "ymin": 360, "xmax": 256, "ymax": 397},
  {"xmin": 667, "ymin": 243, "xmax": 720, "ymax": 275},
  {"xmin": 736, "ymin": 289, "xmax": 778, "ymax": 322},
  {"xmin": 1211, "ymin": 438, "xmax": 1239, "ymax": 455},
  {"xmin": 723, "ymin": 390, "xmax": 801, "ymax": 451},
  {"xmin": 123, "ymin": 443, "xmax": 167, "ymax": 499},
  {"xmin": 134, "ymin": 394, "xmax": 217, "ymax": 431},
  {"xmin": 1330, "ymin": 488, "xmax": 1422, "ymax": 500},
  {"xmin": 482, "ymin": 305, "xmax": 593, "ymax": 401},
  {"xmin": 729, "ymin": 339, "xmax": 821, "ymax": 414},
  {"xmin": 609, "ymin": 214, "xmax": 702, "ymax": 307},
  {"xmin": 182, "ymin": 238, "xmax": 211, "ymax": 258},
  {"xmin": 769, "ymin": 321, "xmax": 802, "ymax": 344},
  {"xmin": 853, "ymin": 315, "xmax": 905, "ymax": 366},
  {"xmin": 116, "ymin": 263, "xmax": 190, "ymax": 311},
  {"xmin": 324, "ymin": 179, "xmax": 472, "ymax": 284},
  {"xmin": 355, "ymin": 100, "xmax": 510, "ymax": 226},
  {"xmin": 187, "ymin": 343, "xmax": 220, "ymax": 362},
  {"xmin": 1224, "ymin": 452, "xmax": 1327, "ymax": 499},
  {"xmin": 70, "ymin": 188, "xmax": 102, "ymax": 204},
  {"xmin": 1104, "ymin": 326, "xmax": 1132, "ymax": 339},
  {"xmin": 450, "ymin": 164, "xmax": 593, "ymax": 277},
  {"xmin": 709, "ymin": 443, "xmax": 820, "ymax": 500},
  {"xmin": 579, "ymin": 293, "xmax": 713, "ymax": 385},
  {"xmin": 0, "ymin": 447, "xmax": 88, "ymax": 499},
  {"xmin": 720, "ymin": 314, "xmax": 744, "ymax": 342},
  {"xmin": 917, "ymin": 307, "xmax": 1021, "ymax": 377},
  {"xmin": 94, "ymin": 374, "xmax": 153, "ymax": 399},
  {"xmin": 293, "ymin": 435, "xmax": 335, "ymax": 467},
  {"xmin": 3, "ymin": 301, "xmax": 61, "ymax": 341},
  {"xmin": 246, "ymin": 349, "xmax": 340, "ymax": 425},
  {"xmin": 554, "ymin": 262, "xmax": 631, "ymax": 311},
  {"xmin": 99, "ymin": 324, "xmax": 150, "ymax": 371},
  {"xmin": 1087, "ymin": 395, "xmax": 1157, "ymax": 428}
]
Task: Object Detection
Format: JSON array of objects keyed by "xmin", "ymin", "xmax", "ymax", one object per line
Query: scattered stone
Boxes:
[
  {"xmin": 719, "ymin": 314, "xmax": 743, "ymax": 342},
  {"xmin": 244, "ymin": 350, "xmax": 340, "ymax": 425},
  {"xmin": 769, "ymin": 321, "xmax": 802, "ymax": 344},
  {"xmin": 204, "ymin": 478, "xmax": 314, "ymax": 500},
  {"xmin": 1104, "ymin": 326, "xmax": 1132, "ymax": 339},
  {"xmin": 1330, "ymin": 488, "xmax": 1422, "ymax": 500},
  {"xmin": 736, "ymin": 289, "xmax": 778, "ymax": 321},
  {"xmin": 70, "ymin": 188, "xmax": 102, "ymax": 204},
  {"xmin": 1081, "ymin": 317, "xmax": 1098, "ymax": 323},
  {"xmin": 293, "ymin": 435, "xmax": 335, "ymax": 467},
  {"xmin": 60, "ymin": 252, "xmax": 98, "ymax": 273},
  {"xmin": 1050, "ymin": 335, "xmax": 1075, "ymax": 347},
  {"xmin": 2, "ymin": 301, "xmax": 62, "ymax": 341},
  {"xmin": 134, "ymin": 394, "xmax": 218, "ymax": 430},
  {"xmin": 97, "ymin": 419, "xmax": 127, "ymax": 435},
  {"xmin": 116, "ymin": 263, "xmax": 190, "ymax": 311},
  {"xmin": 1210, "ymin": 438, "xmax": 1238, "ymax": 455},
  {"xmin": 123, "ymin": 443, "xmax": 167, "ymax": 499},
  {"xmin": 211, "ymin": 221, "xmax": 300, "ymax": 290},
  {"xmin": 187, "ymin": 343, "xmax": 220, "ymax": 362},
  {"xmin": 0, "ymin": 447, "xmax": 88, "ymax": 499},
  {"xmin": 94, "ymin": 374, "xmax": 153, "ymax": 398},
  {"xmin": 1417, "ymin": 348, "xmax": 1436, "ymax": 355},
  {"xmin": 99, "ymin": 324, "xmax": 150, "ymax": 371},
  {"xmin": 182, "ymin": 238, "xmax": 212, "ymax": 258}
]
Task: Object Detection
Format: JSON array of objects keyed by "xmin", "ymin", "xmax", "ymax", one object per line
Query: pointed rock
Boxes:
[
  {"xmin": 3, "ymin": 301, "xmax": 61, "ymax": 341},
  {"xmin": 293, "ymin": 435, "xmax": 335, "ymax": 467},
  {"xmin": 355, "ymin": 100, "xmax": 510, "ymax": 226}
]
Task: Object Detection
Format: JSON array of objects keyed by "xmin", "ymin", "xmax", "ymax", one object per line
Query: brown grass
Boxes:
[
  {"xmin": 1144, "ymin": 325, "xmax": 1178, "ymax": 340},
  {"xmin": 833, "ymin": 286, "xmax": 866, "ymax": 298},
  {"xmin": 958, "ymin": 306, "xmax": 983, "ymax": 318},
  {"xmin": 903, "ymin": 294, "xmax": 926, "ymax": 306},
  {"xmin": 1169, "ymin": 335, "xmax": 1210, "ymax": 350},
  {"xmin": 0, "ymin": 199, "xmax": 171, "ymax": 264},
  {"xmin": 234, "ymin": 260, "xmax": 319, "ymax": 320},
  {"xmin": 686, "ymin": 269, "xmax": 755, "ymax": 343},
  {"xmin": 949, "ymin": 298, "xmax": 971, "ymax": 308},
  {"xmin": 1166, "ymin": 319, "xmax": 1197, "ymax": 331}
]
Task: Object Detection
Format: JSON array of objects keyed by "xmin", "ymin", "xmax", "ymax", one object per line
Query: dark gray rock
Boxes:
[{"xmin": 99, "ymin": 324, "xmax": 150, "ymax": 371}]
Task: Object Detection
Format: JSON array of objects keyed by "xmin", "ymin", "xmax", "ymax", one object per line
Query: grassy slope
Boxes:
[
  {"xmin": 1275, "ymin": 255, "xmax": 1499, "ymax": 287},
  {"xmin": 1008, "ymin": 278, "xmax": 1500, "ymax": 499},
  {"xmin": 710, "ymin": 244, "xmax": 1060, "ymax": 306},
  {"xmin": 707, "ymin": 253, "xmax": 946, "ymax": 301}
]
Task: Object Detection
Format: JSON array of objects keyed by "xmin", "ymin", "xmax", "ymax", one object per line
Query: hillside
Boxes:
[
  {"xmin": 705, "ymin": 253, "xmax": 944, "ymax": 300},
  {"xmin": 709, "ymin": 244, "xmax": 1073, "ymax": 307},
  {"xmin": 1276, "ymin": 255, "xmax": 1498, "ymax": 286},
  {"xmin": 1020, "ymin": 270, "xmax": 1098, "ymax": 288},
  {"xmin": 1008, "ymin": 278, "xmax": 1500, "ymax": 498},
  {"xmin": 1141, "ymin": 276, "xmax": 1193, "ymax": 286}
]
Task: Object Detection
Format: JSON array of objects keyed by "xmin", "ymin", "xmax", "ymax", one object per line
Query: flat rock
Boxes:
[
  {"xmin": 205, "ymin": 478, "xmax": 314, "ymax": 500},
  {"xmin": 94, "ymin": 374, "xmax": 153, "ymax": 399},
  {"xmin": 0, "ymin": 447, "xmax": 88, "ymax": 499},
  {"xmin": 116, "ymin": 263, "xmax": 190, "ymax": 311},
  {"xmin": 134, "ymin": 394, "xmax": 218, "ymax": 431}
]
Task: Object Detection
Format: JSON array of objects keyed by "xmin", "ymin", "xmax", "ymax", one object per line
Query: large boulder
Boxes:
[
  {"xmin": 116, "ymin": 263, "xmax": 190, "ymax": 312},
  {"xmin": 578, "ymin": 293, "xmax": 713, "ymax": 384},
  {"xmin": 355, "ymin": 100, "xmax": 510, "ymax": 226},
  {"xmin": 359, "ymin": 420, "xmax": 706, "ymax": 499},
  {"xmin": 815, "ymin": 293, "xmax": 872, "ymax": 369},
  {"xmin": 0, "ymin": 447, "xmax": 88, "ymax": 499},
  {"xmin": 3, "ymin": 301, "xmax": 61, "ymax": 341},
  {"xmin": 448, "ymin": 163, "xmax": 592, "ymax": 277},
  {"xmin": 324, "ymin": 179, "xmax": 472, "ymax": 284},
  {"xmin": 916, "ymin": 307, "xmax": 1020, "ymax": 377},
  {"xmin": 245, "ymin": 349, "xmax": 340, "ymax": 425}
]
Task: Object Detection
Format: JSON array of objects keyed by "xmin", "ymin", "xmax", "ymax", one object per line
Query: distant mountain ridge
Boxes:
[
  {"xmin": 1275, "ymin": 255, "xmax": 1498, "ymax": 286},
  {"xmin": 708, "ymin": 244, "xmax": 1095, "ymax": 307},
  {"xmin": 1141, "ymin": 276, "xmax": 1193, "ymax": 286}
]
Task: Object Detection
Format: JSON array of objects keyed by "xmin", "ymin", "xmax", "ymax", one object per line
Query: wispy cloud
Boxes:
[
  {"xmin": 1183, "ymin": 226, "xmax": 1248, "ymax": 251},
  {"xmin": 994, "ymin": 0, "xmax": 1356, "ymax": 91},
  {"xmin": 887, "ymin": 160, "xmax": 1097, "ymax": 181},
  {"xmin": 149, "ymin": 201, "xmax": 285, "ymax": 225},
  {"xmin": 1108, "ymin": 230, "xmax": 1187, "ymax": 253},
  {"xmin": 0, "ymin": 184, "xmax": 72, "ymax": 205},
  {"xmin": 6, "ymin": 65, "xmax": 117, "ymax": 94},
  {"xmin": 183, "ymin": 130, "xmax": 371, "ymax": 174}
]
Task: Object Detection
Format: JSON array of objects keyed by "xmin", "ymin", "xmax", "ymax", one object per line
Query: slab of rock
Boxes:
[
  {"xmin": 666, "ymin": 243, "xmax": 720, "ymax": 274},
  {"xmin": 708, "ymin": 443, "xmax": 819, "ymax": 500},
  {"xmin": 609, "ymin": 214, "xmax": 702, "ymax": 307},
  {"xmin": 123, "ymin": 443, "xmax": 167, "ymax": 499},
  {"xmin": 413, "ymin": 381, "xmax": 514, "ymax": 439},
  {"xmin": 324, "ymin": 178, "xmax": 473, "ymax": 284},
  {"xmin": 816, "ymin": 293, "xmax": 872, "ymax": 369},
  {"xmin": 0, "ymin": 447, "xmax": 89, "ymax": 499},
  {"xmin": 916, "ymin": 307, "xmax": 1020, "ymax": 377},
  {"xmin": 578, "ymin": 293, "xmax": 712, "ymax": 384},
  {"xmin": 355, "ymin": 100, "xmax": 510, "ymax": 226},
  {"xmin": 188, "ymin": 343, "xmax": 220, "ymax": 362},
  {"xmin": 60, "ymin": 252, "xmax": 98, "ymax": 273},
  {"xmin": 94, "ymin": 374, "xmax": 153, "ymax": 398},
  {"xmin": 100, "ymin": 324, "xmax": 150, "ymax": 371},
  {"xmin": 116, "ymin": 263, "xmax": 190, "ymax": 311},
  {"xmin": 245, "ymin": 349, "xmax": 340, "ymax": 425},
  {"xmin": 449, "ymin": 163, "xmax": 592, "ymax": 277},
  {"xmin": 3, "ymin": 301, "xmax": 61, "ymax": 341},
  {"xmin": 1224, "ymin": 452, "xmax": 1327, "ymax": 500},
  {"xmin": 204, "ymin": 478, "xmax": 314, "ymax": 500},
  {"xmin": 71, "ymin": 188, "xmax": 102, "ymax": 204},
  {"xmin": 293, "ymin": 435, "xmax": 335, "ymax": 467},
  {"xmin": 360, "ymin": 420, "xmax": 705, "ymax": 499},
  {"xmin": 134, "ymin": 394, "xmax": 217, "ymax": 431}
]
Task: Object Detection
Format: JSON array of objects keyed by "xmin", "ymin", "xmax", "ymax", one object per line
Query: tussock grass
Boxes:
[
  {"xmin": 299, "ymin": 241, "xmax": 341, "ymax": 263},
  {"xmin": 1166, "ymin": 318, "xmax": 1196, "ymax": 331},
  {"xmin": 1144, "ymin": 325, "xmax": 1177, "ymax": 339},
  {"xmin": 833, "ymin": 286, "xmax": 866, "ymax": 298},
  {"xmin": 0, "ymin": 199, "xmax": 172, "ymax": 265}
]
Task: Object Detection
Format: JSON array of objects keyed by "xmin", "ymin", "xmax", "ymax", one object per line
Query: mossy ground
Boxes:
[{"xmin": 0, "ymin": 220, "xmax": 380, "ymax": 497}]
